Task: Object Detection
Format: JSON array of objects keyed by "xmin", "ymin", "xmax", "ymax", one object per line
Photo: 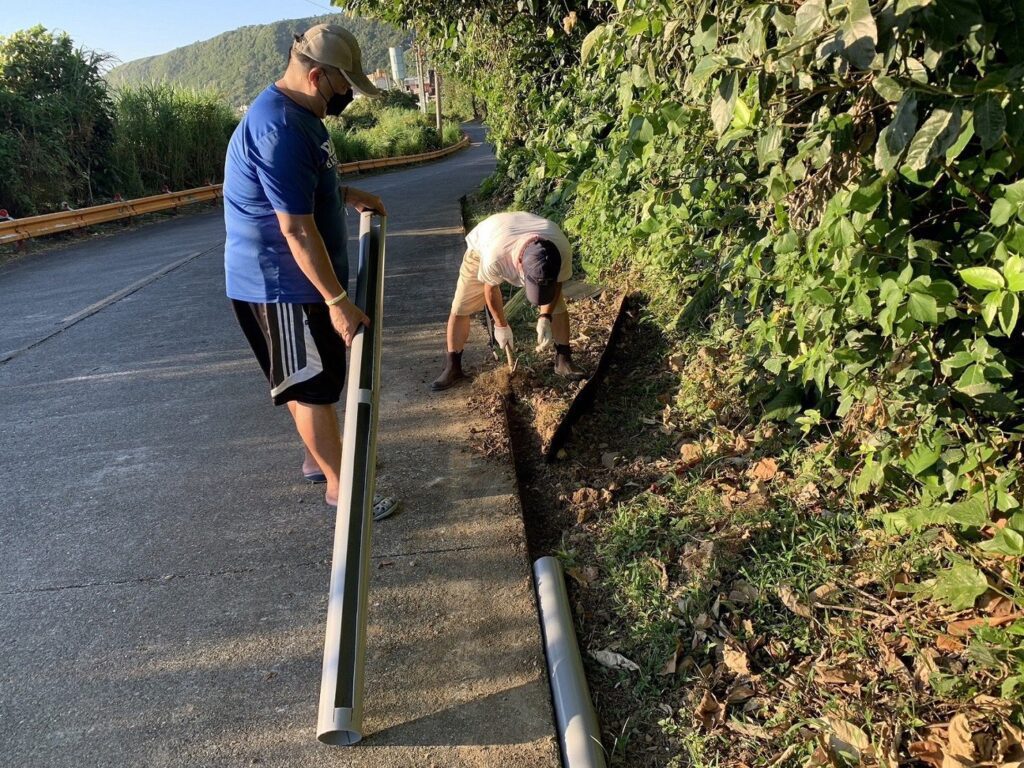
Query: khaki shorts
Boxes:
[{"xmin": 450, "ymin": 249, "xmax": 567, "ymax": 316}]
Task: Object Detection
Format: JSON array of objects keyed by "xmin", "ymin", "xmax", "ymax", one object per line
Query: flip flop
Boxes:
[
  {"xmin": 324, "ymin": 492, "xmax": 401, "ymax": 522},
  {"xmin": 302, "ymin": 454, "xmax": 327, "ymax": 484},
  {"xmin": 372, "ymin": 495, "xmax": 401, "ymax": 521}
]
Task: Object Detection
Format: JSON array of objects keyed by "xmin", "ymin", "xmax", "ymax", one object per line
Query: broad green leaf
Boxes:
[
  {"xmin": 841, "ymin": 0, "xmax": 878, "ymax": 69},
  {"xmin": 580, "ymin": 24, "xmax": 605, "ymax": 65},
  {"xmin": 711, "ymin": 72, "xmax": 738, "ymax": 136},
  {"xmin": 999, "ymin": 291, "xmax": 1019, "ymax": 334},
  {"xmin": 875, "ymin": 93, "xmax": 918, "ymax": 172},
  {"xmin": 959, "ymin": 266, "xmax": 1005, "ymax": 291},
  {"xmin": 895, "ymin": 0, "xmax": 933, "ymax": 13},
  {"xmin": 945, "ymin": 114, "xmax": 974, "ymax": 163},
  {"xmin": 757, "ymin": 124, "xmax": 783, "ymax": 167},
  {"xmin": 905, "ymin": 107, "xmax": 961, "ymax": 171},
  {"xmin": 732, "ymin": 97, "xmax": 753, "ymax": 129},
  {"xmin": 1004, "ymin": 255, "xmax": 1024, "ymax": 292},
  {"xmin": 691, "ymin": 13, "xmax": 718, "ymax": 53},
  {"xmin": 1003, "ymin": 180, "xmax": 1024, "ymax": 206},
  {"xmin": 762, "ymin": 386, "xmax": 802, "ymax": 421},
  {"xmin": 974, "ymin": 93, "xmax": 1006, "ymax": 150},
  {"xmin": 991, "ymin": 198, "xmax": 1016, "ymax": 227},
  {"xmin": 794, "ymin": 0, "xmax": 827, "ymax": 41},
  {"xmin": 980, "ymin": 528, "xmax": 1024, "ymax": 556},
  {"xmin": 927, "ymin": 280, "xmax": 959, "ymax": 303},
  {"xmin": 908, "ymin": 290, "xmax": 938, "ymax": 323},
  {"xmin": 982, "ymin": 290, "xmax": 1003, "ymax": 326},
  {"xmin": 689, "ymin": 55, "xmax": 727, "ymax": 93},
  {"xmin": 905, "ymin": 442, "xmax": 942, "ymax": 475},
  {"xmin": 900, "ymin": 495, "xmax": 990, "ymax": 529},
  {"xmin": 627, "ymin": 16, "xmax": 650, "ymax": 36},
  {"xmin": 931, "ymin": 563, "xmax": 988, "ymax": 610},
  {"xmin": 851, "ymin": 178, "xmax": 884, "ymax": 212},
  {"xmin": 872, "ymin": 76, "xmax": 903, "ymax": 102},
  {"xmin": 956, "ymin": 364, "xmax": 999, "ymax": 397}
]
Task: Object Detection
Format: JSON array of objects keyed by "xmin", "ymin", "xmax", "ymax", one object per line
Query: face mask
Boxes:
[{"xmin": 318, "ymin": 73, "xmax": 353, "ymax": 116}]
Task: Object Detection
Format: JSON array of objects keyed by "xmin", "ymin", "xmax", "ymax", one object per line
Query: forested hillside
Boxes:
[{"xmin": 106, "ymin": 14, "xmax": 408, "ymax": 107}]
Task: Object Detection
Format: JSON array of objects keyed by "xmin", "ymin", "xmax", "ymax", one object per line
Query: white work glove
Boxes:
[
  {"xmin": 494, "ymin": 323, "xmax": 514, "ymax": 351},
  {"xmin": 535, "ymin": 315, "xmax": 554, "ymax": 352}
]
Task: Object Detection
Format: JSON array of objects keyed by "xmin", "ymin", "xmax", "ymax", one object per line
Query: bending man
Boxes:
[{"xmin": 432, "ymin": 211, "xmax": 586, "ymax": 391}]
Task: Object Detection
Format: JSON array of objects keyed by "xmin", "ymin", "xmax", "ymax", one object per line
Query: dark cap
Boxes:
[{"xmin": 522, "ymin": 238, "xmax": 561, "ymax": 306}]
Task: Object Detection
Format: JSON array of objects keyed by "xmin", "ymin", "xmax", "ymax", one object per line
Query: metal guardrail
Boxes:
[
  {"xmin": 0, "ymin": 187, "xmax": 222, "ymax": 246},
  {"xmin": 0, "ymin": 133, "xmax": 471, "ymax": 247}
]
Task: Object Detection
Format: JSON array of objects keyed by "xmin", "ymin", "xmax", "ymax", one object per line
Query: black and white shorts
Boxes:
[{"xmin": 231, "ymin": 300, "xmax": 347, "ymax": 406}]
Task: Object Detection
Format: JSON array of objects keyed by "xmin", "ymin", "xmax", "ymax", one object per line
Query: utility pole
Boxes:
[{"xmin": 434, "ymin": 69, "xmax": 443, "ymax": 132}]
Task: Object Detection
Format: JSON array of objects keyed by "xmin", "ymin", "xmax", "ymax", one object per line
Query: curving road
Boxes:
[{"xmin": 0, "ymin": 124, "xmax": 558, "ymax": 767}]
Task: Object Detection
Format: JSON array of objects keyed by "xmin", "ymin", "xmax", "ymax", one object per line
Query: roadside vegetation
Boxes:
[
  {"xmin": 367, "ymin": 0, "xmax": 1024, "ymax": 765},
  {"xmin": 1, "ymin": 26, "xmax": 464, "ymax": 218}
]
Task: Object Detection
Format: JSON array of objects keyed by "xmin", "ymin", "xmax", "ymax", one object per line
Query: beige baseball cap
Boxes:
[{"xmin": 292, "ymin": 24, "xmax": 381, "ymax": 96}]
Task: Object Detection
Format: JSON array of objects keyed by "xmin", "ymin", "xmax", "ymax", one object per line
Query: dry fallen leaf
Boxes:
[
  {"xmin": 679, "ymin": 442, "xmax": 704, "ymax": 469},
  {"xmin": 748, "ymin": 458, "xmax": 779, "ymax": 482},
  {"xmin": 777, "ymin": 585, "xmax": 814, "ymax": 618},
  {"xmin": 725, "ymin": 681, "xmax": 756, "ymax": 703},
  {"xmin": 944, "ymin": 714, "xmax": 976, "ymax": 767},
  {"xmin": 649, "ymin": 557, "xmax": 670, "ymax": 591},
  {"xmin": 936, "ymin": 634, "xmax": 966, "ymax": 653},
  {"xmin": 827, "ymin": 718, "xmax": 871, "ymax": 763},
  {"xmin": 729, "ymin": 581, "xmax": 760, "ymax": 605},
  {"xmin": 728, "ymin": 719, "xmax": 769, "ymax": 738},
  {"xmin": 947, "ymin": 613, "xmax": 1024, "ymax": 636},
  {"xmin": 723, "ymin": 641, "xmax": 752, "ymax": 677},
  {"xmin": 812, "ymin": 583, "xmax": 839, "ymax": 602},
  {"xmin": 589, "ymin": 649, "xmax": 640, "ymax": 672},
  {"xmin": 659, "ymin": 639, "xmax": 683, "ymax": 677},
  {"xmin": 814, "ymin": 665, "xmax": 860, "ymax": 686},
  {"xmin": 694, "ymin": 690, "xmax": 725, "ymax": 731},
  {"xmin": 911, "ymin": 740, "xmax": 946, "ymax": 768},
  {"xmin": 916, "ymin": 647, "xmax": 940, "ymax": 692}
]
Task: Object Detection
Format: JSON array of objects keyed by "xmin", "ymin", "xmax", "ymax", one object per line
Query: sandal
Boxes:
[
  {"xmin": 324, "ymin": 491, "xmax": 401, "ymax": 522},
  {"xmin": 302, "ymin": 452, "xmax": 327, "ymax": 484}
]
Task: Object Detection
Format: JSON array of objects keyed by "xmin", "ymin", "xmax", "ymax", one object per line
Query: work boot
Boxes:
[
  {"xmin": 554, "ymin": 344, "xmax": 586, "ymax": 381},
  {"xmin": 431, "ymin": 351, "xmax": 467, "ymax": 391}
]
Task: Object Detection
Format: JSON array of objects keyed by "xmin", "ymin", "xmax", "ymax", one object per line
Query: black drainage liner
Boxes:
[{"xmin": 544, "ymin": 292, "xmax": 633, "ymax": 463}]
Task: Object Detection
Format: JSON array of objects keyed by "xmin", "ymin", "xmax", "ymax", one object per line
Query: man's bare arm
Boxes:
[
  {"xmin": 539, "ymin": 283, "xmax": 563, "ymax": 316},
  {"xmin": 484, "ymin": 284, "xmax": 507, "ymax": 325},
  {"xmin": 275, "ymin": 211, "xmax": 368, "ymax": 345}
]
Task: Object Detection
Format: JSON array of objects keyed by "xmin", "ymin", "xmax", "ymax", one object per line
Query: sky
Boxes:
[{"xmin": 0, "ymin": 0, "xmax": 350, "ymax": 65}]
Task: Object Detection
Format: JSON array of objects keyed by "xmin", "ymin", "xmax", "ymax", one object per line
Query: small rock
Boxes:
[{"xmin": 601, "ymin": 451, "xmax": 618, "ymax": 469}]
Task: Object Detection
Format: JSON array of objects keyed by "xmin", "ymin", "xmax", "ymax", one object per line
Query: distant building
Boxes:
[
  {"xmin": 368, "ymin": 69, "xmax": 390, "ymax": 92},
  {"xmin": 388, "ymin": 46, "xmax": 407, "ymax": 83}
]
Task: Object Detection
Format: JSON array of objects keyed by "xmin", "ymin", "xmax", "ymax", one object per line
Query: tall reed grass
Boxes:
[{"xmin": 109, "ymin": 84, "xmax": 236, "ymax": 198}]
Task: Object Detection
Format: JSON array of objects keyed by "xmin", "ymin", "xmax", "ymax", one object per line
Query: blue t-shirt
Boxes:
[{"xmin": 223, "ymin": 84, "xmax": 347, "ymax": 303}]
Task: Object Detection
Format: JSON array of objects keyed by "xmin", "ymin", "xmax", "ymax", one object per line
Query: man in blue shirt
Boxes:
[{"xmin": 224, "ymin": 24, "xmax": 385, "ymax": 508}]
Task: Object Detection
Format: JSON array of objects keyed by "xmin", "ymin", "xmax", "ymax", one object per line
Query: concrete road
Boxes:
[{"xmin": 0, "ymin": 124, "xmax": 559, "ymax": 767}]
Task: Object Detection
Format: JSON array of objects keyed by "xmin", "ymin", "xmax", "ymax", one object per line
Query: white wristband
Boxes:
[{"xmin": 326, "ymin": 290, "xmax": 347, "ymax": 307}]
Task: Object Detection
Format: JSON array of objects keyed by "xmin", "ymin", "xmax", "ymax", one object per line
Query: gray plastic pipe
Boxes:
[
  {"xmin": 317, "ymin": 211, "xmax": 386, "ymax": 746},
  {"xmin": 533, "ymin": 556, "xmax": 607, "ymax": 768}
]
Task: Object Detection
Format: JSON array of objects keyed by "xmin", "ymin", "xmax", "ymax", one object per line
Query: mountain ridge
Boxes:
[{"xmin": 106, "ymin": 14, "xmax": 408, "ymax": 107}]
